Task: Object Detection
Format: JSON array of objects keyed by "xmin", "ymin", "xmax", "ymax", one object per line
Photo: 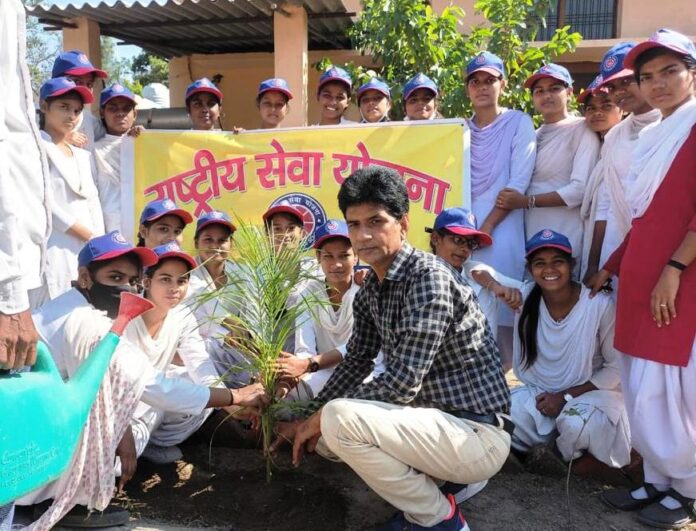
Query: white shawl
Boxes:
[{"xmin": 625, "ymin": 99, "xmax": 696, "ymax": 218}]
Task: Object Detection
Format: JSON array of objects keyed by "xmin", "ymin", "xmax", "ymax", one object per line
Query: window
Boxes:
[{"xmin": 538, "ymin": 0, "xmax": 617, "ymax": 40}]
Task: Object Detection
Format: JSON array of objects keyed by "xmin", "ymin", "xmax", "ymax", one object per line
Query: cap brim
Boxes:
[
  {"xmin": 101, "ymin": 94, "xmax": 137, "ymax": 107},
  {"xmin": 196, "ymin": 219, "xmax": 236, "ymax": 235},
  {"xmin": 577, "ymin": 90, "xmax": 593, "ymax": 104},
  {"xmin": 92, "ymin": 247, "xmax": 158, "ymax": 268},
  {"xmin": 623, "ymin": 41, "xmax": 670, "ymax": 70},
  {"xmin": 155, "ymin": 251, "xmax": 197, "ymax": 270},
  {"xmin": 65, "ymin": 66, "xmax": 108, "ymax": 79},
  {"xmin": 598, "ymin": 68, "xmax": 634, "ymax": 87},
  {"xmin": 525, "ymin": 243, "xmax": 573, "ymax": 257},
  {"xmin": 146, "ymin": 208, "xmax": 194, "ymax": 225},
  {"xmin": 403, "ymin": 86, "xmax": 438, "ymax": 101},
  {"xmin": 444, "ymin": 226, "xmax": 493, "ymax": 247},
  {"xmin": 467, "ymin": 66, "xmax": 504, "ymax": 78},
  {"xmin": 50, "ymin": 85, "xmax": 95, "ymax": 104},
  {"xmin": 318, "ymin": 77, "xmax": 351, "ymax": 93},
  {"xmin": 258, "ymin": 87, "xmax": 294, "ymax": 100},
  {"xmin": 357, "ymin": 87, "xmax": 391, "ymax": 100},
  {"xmin": 262, "ymin": 205, "xmax": 304, "ymax": 224},
  {"xmin": 524, "ymin": 73, "xmax": 570, "ymax": 89},
  {"xmin": 186, "ymin": 87, "xmax": 223, "ymax": 102},
  {"xmin": 312, "ymin": 233, "xmax": 350, "ymax": 249}
]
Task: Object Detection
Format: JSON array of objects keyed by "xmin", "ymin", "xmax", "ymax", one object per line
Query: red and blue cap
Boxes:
[
  {"xmin": 40, "ymin": 77, "xmax": 94, "ymax": 104},
  {"xmin": 140, "ymin": 199, "xmax": 194, "ymax": 226},
  {"xmin": 312, "ymin": 219, "xmax": 350, "ymax": 249},
  {"xmin": 577, "ymin": 74, "xmax": 607, "ymax": 104},
  {"xmin": 78, "ymin": 231, "xmax": 157, "ymax": 268},
  {"xmin": 598, "ymin": 42, "xmax": 636, "ymax": 87},
  {"xmin": 403, "ymin": 73, "xmax": 439, "ymax": 100},
  {"xmin": 262, "ymin": 201, "xmax": 304, "ymax": 225},
  {"xmin": 258, "ymin": 78, "xmax": 293, "ymax": 100},
  {"xmin": 525, "ymin": 229, "xmax": 572, "ymax": 257},
  {"xmin": 524, "ymin": 63, "xmax": 574, "ymax": 89},
  {"xmin": 148, "ymin": 242, "xmax": 197, "ymax": 270},
  {"xmin": 426, "ymin": 207, "xmax": 493, "ymax": 247},
  {"xmin": 357, "ymin": 78, "xmax": 391, "ymax": 101},
  {"xmin": 466, "ymin": 51, "xmax": 506, "ymax": 78},
  {"xmin": 185, "ymin": 78, "xmax": 223, "ymax": 103},
  {"xmin": 52, "ymin": 50, "xmax": 108, "ymax": 79},
  {"xmin": 624, "ymin": 28, "xmax": 696, "ymax": 70},
  {"xmin": 100, "ymin": 83, "xmax": 136, "ymax": 107},
  {"xmin": 195, "ymin": 210, "xmax": 236, "ymax": 235},
  {"xmin": 318, "ymin": 66, "xmax": 352, "ymax": 93}
]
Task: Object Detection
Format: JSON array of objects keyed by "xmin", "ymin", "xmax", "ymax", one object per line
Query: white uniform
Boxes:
[
  {"xmin": 525, "ymin": 117, "xmax": 600, "ymax": 276},
  {"xmin": 293, "ymin": 279, "xmax": 359, "ymax": 397},
  {"xmin": 0, "ymin": 0, "xmax": 50, "ymax": 315},
  {"xmin": 75, "ymin": 108, "xmax": 106, "ymax": 151},
  {"xmin": 510, "ymin": 285, "xmax": 631, "ymax": 467},
  {"xmin": 123, "ymin": 305, "xmax": 222, "ymax": 451},
  {"xmin": 93, "ymin": 133, "xmax": 124, "ymax": 234},
  {"xmin": 30, "ymin": 137, "xmax": 104, "ymax": 308}
]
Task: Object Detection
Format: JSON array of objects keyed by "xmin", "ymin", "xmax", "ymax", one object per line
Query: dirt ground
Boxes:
[{"xmin": 107, "ymin": 443, "xmax": 696, "ymax": 531}]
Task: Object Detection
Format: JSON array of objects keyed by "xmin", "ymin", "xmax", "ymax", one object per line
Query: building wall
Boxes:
[{"xmin": 169, "ymin": 50, "xmax": 378, "ymax": 130}]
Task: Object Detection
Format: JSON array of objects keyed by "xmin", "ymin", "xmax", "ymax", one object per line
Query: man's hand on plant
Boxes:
[
  {"xmin": 222, "ymin": 382, "xmax": 270, "ymax": 419},
  {"xmin": 268, "ymin": 420, "xmax": 301, "ymax": 454},
  {"xmin": 292, "ymin": 410, "xmax": 322, "ymax": 467},
  {"xmin": 275, "ymin": 351, "xmax": 310, "ymax": 378}
]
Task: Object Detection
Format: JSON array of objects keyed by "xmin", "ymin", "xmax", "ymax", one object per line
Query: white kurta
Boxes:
[
  {"xmin": 34, "ymin": 138, "xmax": 104, "ymax": 307},
  {"xmin": 525, "ymin": 117, "xmax": 600, "ymax": 276},
  {"xmin": 93, "ymin": 133, "xmax": 124, "ymax": 234},
  {"xmin": 0, "ymin": 0, "xmax": 51, "ymax": 314},
  {"xmin": 597, "ymin": 110, "xmax": 662, "ymax": 266},
  {"xmin": 510, "ymin": 285, "xmax": 631, "ymax": 467},
  {"xmin": 460, "ymin": 260, "xmax": 523, "ymax": 338},
  {"xmin": 293, "ymin": 279, "xmax": 359, "ymax": 396},
  {"xmin": 469, "ymin": 110, "xmax": 537, "ymax": 288},
  {"xmin": 75, "ymin": 109, "xmax": 106, "ymax": 152}
]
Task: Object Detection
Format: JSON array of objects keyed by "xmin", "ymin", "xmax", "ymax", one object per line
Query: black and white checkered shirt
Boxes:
[{"xmin": 316, "ymin": 243, "xmax": 511, "ymax": 414}]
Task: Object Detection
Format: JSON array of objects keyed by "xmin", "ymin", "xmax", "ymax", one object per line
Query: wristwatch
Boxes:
[
  {"xmin": 563, "ymin": 393, "xmax": 573, "ymax": 403},
  {"xmin": 308, "ymin": 359, "xmax": 320, "ymax": 373}
]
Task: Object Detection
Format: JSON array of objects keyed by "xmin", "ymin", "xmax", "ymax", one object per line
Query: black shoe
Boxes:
[
  {"xmin": 34, "ymin": 502, "xmax": 130, "ymax": 528},
  {"xmin": 600, "ymin": 483, "xmax": 663, "ymax": 511},
  {"xmin": 637, "ymin": 489, "xmax": 696, "ymax": 529}
]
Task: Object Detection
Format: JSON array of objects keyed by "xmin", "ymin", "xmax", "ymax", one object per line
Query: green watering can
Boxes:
[{"xmin": 0, "ymin": 292, "xmax": 154, "ymax": 505}]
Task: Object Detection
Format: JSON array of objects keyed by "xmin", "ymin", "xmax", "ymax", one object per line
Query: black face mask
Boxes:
[{"xmin": 86, "ymin": 282, "xmax": 136, "ymax": 319}]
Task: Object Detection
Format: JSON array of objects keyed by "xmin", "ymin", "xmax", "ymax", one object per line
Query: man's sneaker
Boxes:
[
  {"xmin": 440, "ymin": 479, "xmax": 489, "ymax": 503},
  {"xmin": 373, "ymin": 494, "xmax": 470, "ymax": 530},
  {"xmin": 141, "ymin": 444, "xmax": 183, "ymax": 464}
]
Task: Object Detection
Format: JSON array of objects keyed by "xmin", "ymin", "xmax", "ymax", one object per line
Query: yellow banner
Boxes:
[{"xmin": 125, "ymin": 120, "xmax": 470, "ymax": 252}]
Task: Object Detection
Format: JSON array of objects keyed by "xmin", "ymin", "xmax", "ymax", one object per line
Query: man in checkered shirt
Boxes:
[{"xmin": 276, "ymin": 166, "xmax": 512, "ymax": 531}]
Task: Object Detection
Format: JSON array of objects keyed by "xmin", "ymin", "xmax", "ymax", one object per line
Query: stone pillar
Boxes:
[
  {"xmin": 63, "ymin": 17, "xmax": 102, "ymax": 111},
  {"xmin": 273, "ymin": 4, "xmax": 308, "ymax": 127}
]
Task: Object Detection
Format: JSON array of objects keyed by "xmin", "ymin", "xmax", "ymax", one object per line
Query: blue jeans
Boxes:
[{"xmin": 0, "ymin": 503, "xmax": 14, "ymax": 531}]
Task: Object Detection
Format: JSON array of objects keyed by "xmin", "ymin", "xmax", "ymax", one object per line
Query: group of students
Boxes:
[{"xmin": 2, "ymin": 17, "xmax": 695, "ymax": 531}]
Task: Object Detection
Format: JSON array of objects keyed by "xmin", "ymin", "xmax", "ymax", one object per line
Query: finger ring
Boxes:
[{"xmin": 660, "ymin": 304, "xmax": 667, "ymax": 307}]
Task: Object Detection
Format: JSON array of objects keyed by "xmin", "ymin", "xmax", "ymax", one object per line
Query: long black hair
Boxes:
[{"xmin": 517, "ymin": 248, "xmax": 574, "ymax": 369}]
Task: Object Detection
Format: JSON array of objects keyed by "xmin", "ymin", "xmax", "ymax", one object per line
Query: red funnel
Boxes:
[{"xmin": 110, "ymin": 292, "xmax": 155, "ymax": 336}]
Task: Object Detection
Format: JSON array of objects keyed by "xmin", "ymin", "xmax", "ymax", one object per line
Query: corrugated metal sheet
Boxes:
[{"xmin": 30, "ymin": 0, "xmax": 354, "ymax": 57}]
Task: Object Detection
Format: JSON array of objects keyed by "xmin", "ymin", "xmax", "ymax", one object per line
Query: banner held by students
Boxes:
[{"xmin": 121, "ymin": 120, "xmax": 470, "ymax": 251}]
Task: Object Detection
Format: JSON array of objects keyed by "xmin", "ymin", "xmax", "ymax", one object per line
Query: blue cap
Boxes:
[
  {"xmin": 577, "ymin": 74, "xmax": 606, "ymax": 104},
  {"xmin": 100, "ymin": 83, "xmax": 136, "ymax": 107},
  {"xmin": 140, "ymin": 199, "xmax": 194, "ymax": 226},
  {"xmin": 78, "ymin": 231, "xmax": 157, "ymax": 268},
  {"xmin": 598, "ymin": 42, "xmax": 636, "ymax": 86},
  {"xmin": 525, "ymin": 229, "xmax": 573, "ymax": 257},
  {"xmin": 426, "ymin": 207, "xmax": 493, "ymax": 247},
  {"xmin": 195, "ymin": 210, "xmax": 236, "ymax": 235},
  {"xmin": 624, "ymin": 28, "xmax": 696, "ymax": 70},
  {"xmin": 466, "ymin": 52, "xmax": 506, "ymax": 78},
  {"xmin": 185, "ymin": 78, "xmax": 223, "ymax": 102},
  {"xmin": 148, "ymin": 242, "xmax": 197, "ymax": 270},
  {"xmin": 357, "ymin": 78, "xmax": 391, "ymax": 101},
  {"xmin": 258, "ymin": 78, "xmax": 293, "ymax": 100},
  {"xmin": 403, "ymin": 73, "xmax": 439, "ymax": 100},
  {"xmin": 524, "ymin": 63, "xmax": 574, "ymax": 89},
  {"xmin": 312, "ymin": 219, "xmax": 350, "ymax": 249},
  {"xmin": 52, "ymin": 50, "xmax": 107, "ymax": 79},
  {"xmin": 40, "ymin": 76, "xmax": 94, "ymax": 104},
  {"xmin": 318, "ymin": 66, "xmax": 352, "ymax": 93}
]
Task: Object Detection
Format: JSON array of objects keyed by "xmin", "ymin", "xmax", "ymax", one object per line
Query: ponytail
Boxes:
[{"xmin": 517, "ymin": 283, "xmax": 543, "ymax": 369}]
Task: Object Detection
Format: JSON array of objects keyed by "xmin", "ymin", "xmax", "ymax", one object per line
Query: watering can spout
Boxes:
[{"xmin": 0, "ymin": 292, "xmax": 154, "ymax": 505}]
